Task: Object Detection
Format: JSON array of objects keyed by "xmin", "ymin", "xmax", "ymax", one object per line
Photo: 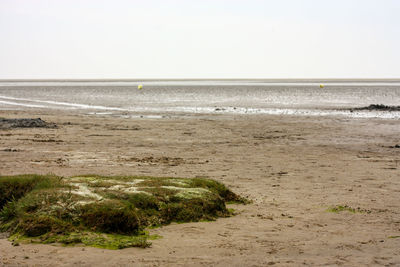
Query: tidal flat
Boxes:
[{"xmin": 0, "ymin": 110, "xmax": 399, "ymax": 266}]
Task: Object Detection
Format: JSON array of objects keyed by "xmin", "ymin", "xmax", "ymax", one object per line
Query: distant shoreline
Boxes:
[{"xmin": 1, "ymin": 78, "xmax": 400, "ymax": 83}]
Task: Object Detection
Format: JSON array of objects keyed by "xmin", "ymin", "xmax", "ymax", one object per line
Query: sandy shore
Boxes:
[{"xmin": 0, "ymin": 110, "xmax": 399, "ymax": 266}]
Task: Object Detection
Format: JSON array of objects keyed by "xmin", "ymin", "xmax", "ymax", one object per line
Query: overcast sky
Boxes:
[{"xmin": 0, "ymin": 0, "xmax": 399, "ymax": 79}]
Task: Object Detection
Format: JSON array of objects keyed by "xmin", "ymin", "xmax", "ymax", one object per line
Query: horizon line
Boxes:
[{"xmin": 1, "ymin": 78, "xmax": 400, "ymax": 82}]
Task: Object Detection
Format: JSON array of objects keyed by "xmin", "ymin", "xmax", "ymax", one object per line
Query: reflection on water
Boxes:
[{"xmin": 0, "ymin": 80, "xmax": 399, "ymax": 119}]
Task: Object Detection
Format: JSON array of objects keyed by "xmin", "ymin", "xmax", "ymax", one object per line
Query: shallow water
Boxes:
[{"xmin": 0, "ymin": 80, "xmax": 399, "ymax": 119}]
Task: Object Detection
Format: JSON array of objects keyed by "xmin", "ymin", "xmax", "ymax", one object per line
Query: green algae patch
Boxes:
[
  {"xmin": 9, "ymin": 231, "xmax": 152, "ymax": 249},
  {"xmin": 327, "ymin": 205, "xmax": 371, "ymax": 214},
  {"xmin": 0, "ymin": 175, "xmax": 246, "ymax": 249}
]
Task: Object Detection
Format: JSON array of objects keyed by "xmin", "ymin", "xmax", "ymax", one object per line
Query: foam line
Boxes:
[
  {"xmin": 0, "ymin": 95, "xmax": 128, "ymax": 111},
  {"xmin": 0, "ymin": 100, "xmax": 48, "ymax": 108}
]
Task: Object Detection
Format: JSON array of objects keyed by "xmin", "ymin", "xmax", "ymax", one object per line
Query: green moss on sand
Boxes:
[
  {"xmin": 9, "ymin": 231, "xmax": 152, "ymax": 249},
  {"xmin": 327, "ymin": 205, "xmax": 371, "ymax": 214},
  {"xmin": 0, "ymin": 175, "xmax": 246, "ymax": 249}
]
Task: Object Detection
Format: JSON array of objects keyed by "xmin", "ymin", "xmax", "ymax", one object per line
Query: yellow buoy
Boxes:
[
  {"xmin": 138, "ymin": 84, "xmax": 143, "ymax": 90},
  {"xmin": 319, "ymin": 84, "xmax": 324, "ymax": 88}
]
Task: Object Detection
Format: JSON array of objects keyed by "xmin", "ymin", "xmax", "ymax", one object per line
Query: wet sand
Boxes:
[{"xmin": 0, "ymin": 109, "xmax": 399, "ymax": 266}]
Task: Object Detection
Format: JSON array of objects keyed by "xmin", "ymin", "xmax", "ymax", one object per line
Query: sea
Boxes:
[{"xmin": 0, "ymin": 79, "xmax": 399, "ymax": 119}]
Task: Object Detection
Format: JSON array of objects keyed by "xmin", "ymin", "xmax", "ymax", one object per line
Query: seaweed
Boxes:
[
  {"xmin": 350, "ymin": 104, "xmax": 400, "ymax": 112},
  {"xmin": 0, "ymin": 174, "xmax": 247, "ymax": 249}
]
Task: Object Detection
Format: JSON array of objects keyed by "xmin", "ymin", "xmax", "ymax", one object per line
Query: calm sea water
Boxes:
[{"xmin": 0, "ymin": 80, "xmax": 399, "ymax": 119}]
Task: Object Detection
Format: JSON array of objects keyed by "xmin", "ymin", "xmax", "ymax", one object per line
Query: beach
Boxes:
[
  {"xmin": 2, "ymin": 0, "xmax": 400, "ymax": 263},
  {"xmin": 1, "ymin": 109, "xmax": 399, "ymax": 266}
]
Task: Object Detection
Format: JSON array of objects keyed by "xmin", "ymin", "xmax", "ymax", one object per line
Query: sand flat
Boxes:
[{"xmin": 0, "ymin": 110, "xmax": 399, "ymax": 266}]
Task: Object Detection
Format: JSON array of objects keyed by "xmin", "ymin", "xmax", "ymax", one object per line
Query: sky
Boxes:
[{"xmin": 0, "ymin": 0, "xmax": 399, "ymax": 79}]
